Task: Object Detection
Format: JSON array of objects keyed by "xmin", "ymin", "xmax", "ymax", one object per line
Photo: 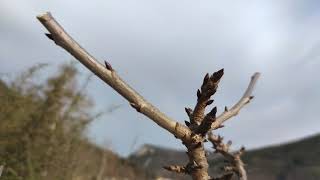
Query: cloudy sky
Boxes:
[{"xmin": 1, "ymin": 0, "xmax": 320, "ymax": 156}]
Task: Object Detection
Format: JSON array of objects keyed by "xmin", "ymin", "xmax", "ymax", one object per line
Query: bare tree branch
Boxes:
[
  {"xmin": 211, "ymin": 73, "xmax": 260, "ymax": 130},
  {"xmin": 36, "ymin": 12, "xmax": 191, "ymax": 141},
  {"xmin": 37, "ymin": 12, "xmax": 260, "ymax": 180},
  {"xmin": 208, "ymin": 132, "xmax": 247, "ymax": 180}
]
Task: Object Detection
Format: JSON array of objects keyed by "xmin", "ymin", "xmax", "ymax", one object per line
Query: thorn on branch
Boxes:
[
  {"xmin": 104, "ymin": 61, "xmax": 113, "ymax": 71},
  {"xmin": 224, "ymin": 106, "xmax": 228, "ymax": 112}
]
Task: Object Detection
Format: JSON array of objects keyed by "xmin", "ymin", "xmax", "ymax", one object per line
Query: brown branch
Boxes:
[
  {"xmin": 211, "ymin": 73, "xmax": 260, "ymax": 130},
  {"xmin": 36, "ymin": 12, "xmax": 191, "ymax": 142},
  {"xmin": 180, "ymin": 70, "xmax": 224, "ymax": 180},
  {"xmin": 191, "ymin": 70, "xmax": 223, "ymax": 126},
  {"xmin": 208, "ymin": 132, "xmax": 247, "ymax": 180},
  {"xmin": 37, "ymin": 12, "xmax": 261, "ymax": 180}
]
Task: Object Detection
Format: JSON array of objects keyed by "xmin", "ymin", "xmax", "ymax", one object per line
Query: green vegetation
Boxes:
[{"xmin": 0, "ymin": 63, "xmax": 149, "ymax": 180}]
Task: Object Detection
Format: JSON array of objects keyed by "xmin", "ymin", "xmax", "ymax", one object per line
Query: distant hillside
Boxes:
[{"xmin": 129, "ymin": 134, "xmax": 320, "ymax": 180}]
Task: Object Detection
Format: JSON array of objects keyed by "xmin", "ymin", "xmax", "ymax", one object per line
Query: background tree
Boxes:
[
  {"xmin": 0, "ymin": 63, "xmax": 150, "ymax": 180},
  {"xmin": 37, "ymin": 12, "xmax": 260, "ymax": 180}
]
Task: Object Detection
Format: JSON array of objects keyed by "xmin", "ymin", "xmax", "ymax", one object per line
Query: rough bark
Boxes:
[{"xmin": 37, "ymin": 12, "xmax": 260, "ymax": 180}]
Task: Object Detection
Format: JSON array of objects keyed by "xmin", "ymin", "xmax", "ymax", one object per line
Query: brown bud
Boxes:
[
  {"xmin": 206, "ymin": 99, "xmax": 214, "ymax": 105},
  {"xmin": 197, "ymin": 89, "xmax": 201, "ymax": 99},
  {"xmin": 104, "ymin": 61, "xmax": 113, "ymax": 71},
  {"xmin": 185, "ymin": 107, "xmax": 193, "ymax": 117},
  {"xmin": 45, "ymin": 33, "xmax": 54, "ymax": 41},
  {"xmin": 209, "ymin": 107, "xmax": 217, "ymax": 117},
  {"xmin": 203, "ymin": 73, "xmax": 210, "ymax": 85},
  {"xmin": 210, "ymin": 68, "xmax": 224, "ymax": 82}
]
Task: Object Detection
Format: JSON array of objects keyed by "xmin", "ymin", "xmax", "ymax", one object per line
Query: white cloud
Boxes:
[{"xmin": 1, "ymin": 0, "xmax": 320, "ymax": 156}]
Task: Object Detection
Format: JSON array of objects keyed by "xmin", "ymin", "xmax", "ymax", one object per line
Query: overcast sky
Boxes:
[{"xmin": 1, "ymin": 0, "xmax": 320, "ymax": 156}]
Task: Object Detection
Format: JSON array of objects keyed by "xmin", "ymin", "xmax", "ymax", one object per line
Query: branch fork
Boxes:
[{"xmin": 37, "ymin": 12, "xmax": 260, "ymax": 180}]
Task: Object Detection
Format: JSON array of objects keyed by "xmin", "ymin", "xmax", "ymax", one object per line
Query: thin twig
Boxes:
[
  {"xmin": 208, "ymin": 132, "xmax": 247, "ymax": 180},
  {"xmin": 36, "ymin": 12, "xmax": 191, "ymax": 141},
  {"xmin": 211, "ymin": 73, "xmax": 260, "ymax": 130}
]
